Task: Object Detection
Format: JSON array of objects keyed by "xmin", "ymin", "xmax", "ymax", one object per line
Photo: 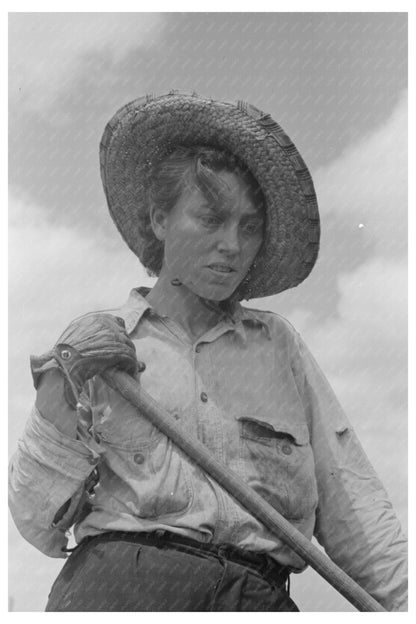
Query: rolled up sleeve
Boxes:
[
  {"xmin": 8, "ymin": 405, "xmax": 102, "ymax": 558},
  {"xmin": 292, "ymin": 333, "xmax": 408, "ymax": 611}
]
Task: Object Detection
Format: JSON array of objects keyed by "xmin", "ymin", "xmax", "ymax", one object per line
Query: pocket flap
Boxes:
[{"xmin": 237, "ymin": 415, "xmax": 310, "ymax": 446}]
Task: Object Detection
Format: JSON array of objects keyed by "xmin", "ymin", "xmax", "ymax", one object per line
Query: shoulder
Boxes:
[
  {"xmin": 238, "ymin": 305, "xmax": 305, "ymax": 360},
  {"xmin": 60, "ymin": 302, "xmax": 131, "ymax": 335},
  {"xmin": 64, "ymin": 289, "xmax": 149, "ymax": 335},
  {"xmin": 69, "ymin": 305, "xmax": 124, "ymax": 323},
  {"xmin": 240, "ymin": 304, "xmax": 300, "ymax": 340}
]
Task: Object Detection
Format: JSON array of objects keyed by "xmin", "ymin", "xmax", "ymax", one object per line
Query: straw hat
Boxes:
[{"xmin": 100, "ymin": 92, "xmax": 320, "ymax": 300}]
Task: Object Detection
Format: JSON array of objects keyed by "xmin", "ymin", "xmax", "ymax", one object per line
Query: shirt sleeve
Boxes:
[
  {"xmin": 8, "ymin": 400, "xmax": 103, "ymax": 558},
  {"xmin": 291, "ymin": 331, "xmax": 408, "ymax": 612}
]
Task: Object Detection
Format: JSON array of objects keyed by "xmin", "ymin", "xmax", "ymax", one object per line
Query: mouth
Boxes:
[{"xmin": 206, "ymin": 264, "xmax": 237, "ymax": 274}]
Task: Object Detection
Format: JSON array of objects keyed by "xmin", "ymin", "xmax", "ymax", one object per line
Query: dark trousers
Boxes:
[{"xmin": 45, "ymin": 531, "xmax": 299, "ymax": 612}]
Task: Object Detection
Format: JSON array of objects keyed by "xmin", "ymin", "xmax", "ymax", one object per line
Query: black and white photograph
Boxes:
[{"xmin": 8, "ymin": 9, "xmax": 408, "ymax": 613}]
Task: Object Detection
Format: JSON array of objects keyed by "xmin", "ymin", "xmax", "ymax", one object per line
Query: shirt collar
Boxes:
[
  {"xmin": 232, "ymin": 304, "xmax": 272, "ymax": 343},
  {"xmin": 118, "ymin": 287, "xmax": 271, "ymax": 342},
  {"xmin": 117, "ymin": 287, "xmax": 152, "ymax": 334}
]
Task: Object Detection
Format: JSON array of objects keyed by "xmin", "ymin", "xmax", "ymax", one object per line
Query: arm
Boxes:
[
  {"xmin": 291, "ymin": 333, "xmax": 407, "ymax": 612},
  {"xmin": 9, "ymin": 312, "xmax": 137, "ymax": 557},
  {"xmin": 8, "ymin": 370, "xmax": 101, "ymax": 558}
]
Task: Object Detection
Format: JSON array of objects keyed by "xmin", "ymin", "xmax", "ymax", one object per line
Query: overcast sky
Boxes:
[{"xmin": 8, "ymin": 11, "xmax": 408, "ymax": 612}]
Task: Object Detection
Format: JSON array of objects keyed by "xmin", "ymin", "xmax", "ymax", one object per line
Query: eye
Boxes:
[
  {"xmin": 241, "ymin": 220, "xmax": 263, "ymax": 235},
  {"xmin": 200, "ymin": 214, "xmax": 221, "ymax": 227}
]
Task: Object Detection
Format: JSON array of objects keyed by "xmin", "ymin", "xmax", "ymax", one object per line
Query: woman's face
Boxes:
[{"xmin": 151, "ymin": 170, "xmax": 264, "ymax": 301}]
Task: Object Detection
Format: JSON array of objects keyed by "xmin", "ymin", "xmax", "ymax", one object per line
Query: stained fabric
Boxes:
[{"xmin": 9, "ymin": 288, "xmax": 407, "ymax": 610}]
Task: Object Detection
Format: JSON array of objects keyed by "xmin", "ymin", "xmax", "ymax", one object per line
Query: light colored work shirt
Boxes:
[{"xmin": 8, "ymin": 288, "xmax": 407, "ymax": 611}]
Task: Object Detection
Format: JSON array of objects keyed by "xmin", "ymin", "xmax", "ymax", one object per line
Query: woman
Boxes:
[{"xmin": 9, "ymin": 93, "xmax": 407, "ymax": 611}]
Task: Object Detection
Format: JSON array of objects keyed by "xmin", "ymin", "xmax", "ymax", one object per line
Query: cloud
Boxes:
[
  {"xmin": 9, "ymin": 13, "xmax": 165, "ymax": 113},
  {"xmin": 9, "ymin": 189, "xmax": 153, "ymax": 326},
  {"xmin": 314, "ymin": 89, "xmax": 407, "ymax": 260},
  {"xmin": 299, "ymin": 257, "xmax": 407, "ymax": 413}
]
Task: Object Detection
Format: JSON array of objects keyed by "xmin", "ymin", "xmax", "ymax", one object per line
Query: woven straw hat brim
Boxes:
[{"xmin": 100, "ymin": 92, "xmax": 320, "ymax": 300}]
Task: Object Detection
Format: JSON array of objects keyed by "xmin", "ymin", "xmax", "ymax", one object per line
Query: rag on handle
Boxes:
[{"xmin": 101, "ymin": 368, "xmax": 386, "ymax": 612}]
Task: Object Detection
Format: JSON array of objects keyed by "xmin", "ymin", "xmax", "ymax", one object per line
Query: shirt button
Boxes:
[
  {"xmin": 281, "ymin": 444, "xmax": 292, "ymax": 456},
  {"xmin": 173, "ymin": 413, "xmax": 180, "ymax": 420},
  {"xmin": 200, "ymin": 392, "xmax": 208, "ymax": 403},
  {"xmin": 87, "ymin": 456, "xmax": 97, "ymax": 465},
  {"xmin": 195, "ymin": 345, "xmax": 201, "ymax": 353},
  {"xmin": 133, "ymin": 452, "xmax": 145, "ymax": 464},
  {"xmin": 137, "ymin": 361, "xmax": 146, "ymax": 373}
]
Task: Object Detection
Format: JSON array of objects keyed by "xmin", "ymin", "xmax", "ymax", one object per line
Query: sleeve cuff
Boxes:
[{"xmin": 21, "ymin": 406, "xmax": 102, "ymax": 480}]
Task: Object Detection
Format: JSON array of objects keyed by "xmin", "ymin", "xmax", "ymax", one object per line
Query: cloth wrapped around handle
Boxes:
[{"xmin": 30, "ymin": 313, "xmax": 138, "ymax": 408}]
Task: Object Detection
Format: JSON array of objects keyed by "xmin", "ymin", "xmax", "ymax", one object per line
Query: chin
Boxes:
[
  {"xmin": 196, "ymin": 287, "xmax": 236, "ymax": 302},
  {"xmin": 185, "ymin": 276, "xmax": 241, "ymax": 302}
]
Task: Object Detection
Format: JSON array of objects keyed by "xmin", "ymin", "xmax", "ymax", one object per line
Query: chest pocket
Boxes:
[
  {"xmin": 94, "ymin": 410, "xmax": 193, "ymax": 520},
  {"xmin": 237, "ymin": 416, "xmax": 318, "ymax": 520}
]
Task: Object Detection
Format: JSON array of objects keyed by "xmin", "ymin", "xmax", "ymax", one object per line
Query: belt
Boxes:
[{"xmin": 78, "ymin": 530, "xmax": 290, "ymax": 588}]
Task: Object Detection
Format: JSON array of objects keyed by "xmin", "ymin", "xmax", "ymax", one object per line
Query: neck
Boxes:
[{"xmin": 146, "ymin": 272, "xmax": 230, "ymax": 341}]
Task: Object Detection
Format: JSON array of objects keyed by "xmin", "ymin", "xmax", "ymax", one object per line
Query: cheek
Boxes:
[
  {"xmin": 164, "ymin": 228, "xmax": 206, "ymax": 268},
  {"xmin": 242, "ymin": 237, "xmax": 263, "ymax": 266}
]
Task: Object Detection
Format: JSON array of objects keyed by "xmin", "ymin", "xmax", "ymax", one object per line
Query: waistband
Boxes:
[{"xmin": 78, "ymin": 530, "xmax": 290, "ymax": 587}]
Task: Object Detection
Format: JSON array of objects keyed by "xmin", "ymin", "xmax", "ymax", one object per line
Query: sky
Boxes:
[{"xmin": 8, "ymin": 10, "xmax": 408, "ymax": 613}]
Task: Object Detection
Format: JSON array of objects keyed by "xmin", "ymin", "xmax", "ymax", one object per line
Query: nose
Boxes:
[{"xmin": 216, "ymin": 224, "xmax": 240, "ymax": 256}]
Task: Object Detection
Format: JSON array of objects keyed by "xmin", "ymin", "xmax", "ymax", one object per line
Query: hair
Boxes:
[{"xmin": 140, "ymin": 146, "xmax": 265, "ymax": 275}]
